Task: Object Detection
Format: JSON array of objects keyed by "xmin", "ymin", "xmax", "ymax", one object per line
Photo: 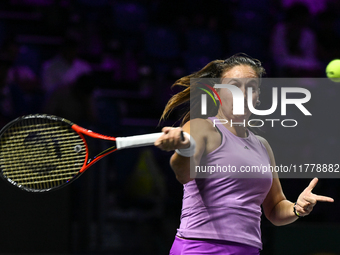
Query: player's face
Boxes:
[{"xmin": 216, "ymin": 65, "xmax": 260, "ymax": 121}]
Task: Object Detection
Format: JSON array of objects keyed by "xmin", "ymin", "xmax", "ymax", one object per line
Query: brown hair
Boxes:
[{"xmin": 160, "ymin": 53, "xmax": 266, "ymax": 126}]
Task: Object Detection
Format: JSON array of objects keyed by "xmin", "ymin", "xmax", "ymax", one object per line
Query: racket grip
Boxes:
[{"xmin": 116, "ymin": 132, "xmax": 163, "ymax": 149}]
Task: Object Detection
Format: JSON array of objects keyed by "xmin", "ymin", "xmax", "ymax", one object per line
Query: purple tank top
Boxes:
[{"xmin": 176, "ymin": 117, "xmax": 273, "ymax": 249}]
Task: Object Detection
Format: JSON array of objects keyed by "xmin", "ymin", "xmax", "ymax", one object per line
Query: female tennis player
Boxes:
[{"xmin": 154, "ymin": 54, "xmax": 334, "ymax": 254}]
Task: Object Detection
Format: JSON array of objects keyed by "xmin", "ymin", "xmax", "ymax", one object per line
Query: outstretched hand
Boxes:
[{"xmin": 295, "ymin": 178, "xmax": 334, "ymax": 217}]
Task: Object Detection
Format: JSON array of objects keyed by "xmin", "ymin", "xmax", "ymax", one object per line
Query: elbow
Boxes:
[
  {"xmin": 265, "ymin": 207, "xmax": 289, "ymax": 227},
  {"xmin": 265, "ymin": 212, "xmax": 282, "ymax": 226},
  {"xmin": 170, "ymin": 154, "xmax": 192, "ymax": 184},
  {"xmin": 268, "ymin": 219, "xmax": 285, "ymax": 227},
  {"xmin": 265, "ymin": 208, "xmax": 281, "ymax": 226},
  {"xmin": 176, "ymin": 175, "xmax": 193, "ymax": 185}
]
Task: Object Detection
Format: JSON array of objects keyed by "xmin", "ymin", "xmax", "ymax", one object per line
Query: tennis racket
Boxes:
[{"xmin": 0, "ymin": 114, "xmax": 184, "ymax": 192}]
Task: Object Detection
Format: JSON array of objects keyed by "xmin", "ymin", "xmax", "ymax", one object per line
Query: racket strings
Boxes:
[
  {"xmin": 2, "ymin": 156, "xmax": 85, "ymax": 178},
  {"xmin": 0, "ymin": 117, "xmax": 86, "ymax": 191}
]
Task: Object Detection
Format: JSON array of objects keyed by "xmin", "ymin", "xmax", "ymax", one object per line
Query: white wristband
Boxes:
[{"xmin": 175, "ymin": 133, "xmax": 196, "ymax": 157}]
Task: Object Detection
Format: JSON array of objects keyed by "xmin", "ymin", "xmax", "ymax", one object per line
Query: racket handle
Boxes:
[{"xmin": 116, "ymin": 132, "xmax": 163, "ymax": 149}]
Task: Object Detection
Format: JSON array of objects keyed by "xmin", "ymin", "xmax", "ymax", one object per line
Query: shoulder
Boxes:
[
  {"xmin": 183, "ymin": 118, "xmax": 218, "ymax": 135},
  {"xmin": 255, "ymin": 135, "xmax": 275, "ymax": 165},
  {"xmin": 255, "ymin": 135, "xmax": 268, "ymax": 146},
  {"xmin": 184, "ymin": 118, "xmax": 221, "ymax": 156},
  {"xmin": 255, "ymin": 135, "xmax": 271, "ymax": 152},
  {"xmin": 182, "ymin": 118, "xmax": 219, "ymax": 145},
  {"xmin": 185, "ymin": 118, "xmax": 215, "ymax": 126}
]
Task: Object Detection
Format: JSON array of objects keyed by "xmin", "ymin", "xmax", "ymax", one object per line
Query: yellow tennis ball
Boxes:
[{"xmin": 326, "ymin": 59, "xmax": 340, "ymax": 82}]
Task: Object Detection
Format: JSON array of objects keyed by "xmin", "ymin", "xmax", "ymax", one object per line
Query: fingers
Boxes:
[
  {"xmin": 296, "ymin": 195, "xmax": 316, "ymax": 216},
  {"xmin": 161, "ymin": 126, "xmax": 174, "ymax": 134},
  {"xmin": 303, "ymin": 177, "xmax": 334, "ymax": 203},
  {"xmin": 298, "ymin": 193, "xmax": 333, "ymax": 210},
  {"xmin": 295, "ymin": 178, "xmax": 334, "ymax": 217},
  {"xmin": 301, "ymin": 196, "xmax": 316, "ymax": 206},
  {"xmin": 154, "ymin": 127, "xmax": 190, "ymax": 151},
  {"xmin": 314, "ymin": 194, "xmax": 334, "ymax": 203},
  {"xmin": 305, "ymin": 177, "xmax": 318, "ymax": 192},
  {"xmin": 296, "ymin": 197, "xmax": 314, "ymax": 211},
  {"xmin": 295, "ymin": 203, "xmax": 313, "ymax": 216}
]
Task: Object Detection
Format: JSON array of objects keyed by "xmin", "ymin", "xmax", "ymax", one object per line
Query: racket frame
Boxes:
[
  {"xmin": 0, "ymin": 114, "xmax": 166, "ymax": 192},
  {"xmin": 71, "ymin": 124, "xmax": 117, "ymax": 173},
  {"xmin": 0, "ymin": 114, "xmax": 118, "ymax": 192}
]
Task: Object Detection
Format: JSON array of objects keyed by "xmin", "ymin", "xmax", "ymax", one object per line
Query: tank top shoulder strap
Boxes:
[
  {"xmin": 207, "ymin": 117, "xmax": 226, "ymax": 138},
  {"xmin": 207, "ymin": 117, "xmax": 237, "ymax": 139}
]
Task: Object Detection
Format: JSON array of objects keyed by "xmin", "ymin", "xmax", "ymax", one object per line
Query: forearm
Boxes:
[
  {"xmin": 170, "ymin": 153, "xmax": 193, "ymax": 184},
  {"xmin": 267, "ymin": 199, "xmax": 298, "ymax": 226}
]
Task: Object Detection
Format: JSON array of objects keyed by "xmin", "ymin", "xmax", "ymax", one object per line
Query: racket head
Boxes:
[{"xmin": 0, "ymin": 114, "xmax": 87, "ymax": 192}]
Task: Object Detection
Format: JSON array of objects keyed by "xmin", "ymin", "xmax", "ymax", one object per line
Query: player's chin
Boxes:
[
  {"xmin": 233, "ymin": 110, "xmax": 251, "ymax": 118},
  {"xmin": 231, "ymin": 115, "xmax": 248, "ymax": 123},
  {"xmin": 232, "ymin": 115, "xmax": 252, "ymax": 125}
]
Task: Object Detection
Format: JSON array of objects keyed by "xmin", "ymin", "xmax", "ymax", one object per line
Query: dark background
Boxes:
[{"xmin": 0, "ymin": 0, "xmax": 339, "ymax": 254}]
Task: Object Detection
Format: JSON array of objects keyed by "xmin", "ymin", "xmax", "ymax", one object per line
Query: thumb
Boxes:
[{"xmin": 162, "ymin": 126, "xmax": 176, "ymax": 134}]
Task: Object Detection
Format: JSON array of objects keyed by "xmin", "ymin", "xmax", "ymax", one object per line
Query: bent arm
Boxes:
[
  {"xmin": 259, "ymin": 136, "xmax": 298, "ymax": 226},
  {"xmin": 260, "ymin": 137, "xmax": 333, "ymax": 226},
  {"xmin": 262, "ymin": 174, "xmax": 297, "ymax": 226},
  {"xmin": 170, "ymin": 120, "xmax": 207, "ymax": 184},
  {"xmin": 169, "ymin": 122, "xmax": 192, "ymax": 184},
  {"xmin": 155, "ymin": 119, "xmax": 208, "ymax": 184}
]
